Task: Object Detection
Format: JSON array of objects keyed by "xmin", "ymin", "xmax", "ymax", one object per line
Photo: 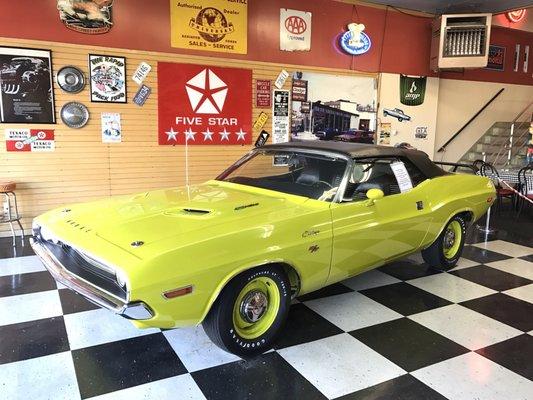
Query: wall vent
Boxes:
[{"xmin": 430, "ymin": 13, "xmax": 492, "ymax": 71}]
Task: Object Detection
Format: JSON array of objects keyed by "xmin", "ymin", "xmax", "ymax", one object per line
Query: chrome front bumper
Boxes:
[{"xmin": 30, "ymin": 238, "xmax": 153, "ymax": 320}]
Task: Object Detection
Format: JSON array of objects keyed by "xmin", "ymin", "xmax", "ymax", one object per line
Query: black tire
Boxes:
[
  {"xmin": 202, "ymin": 266, "xmax": 291, "ymax": 357},
  {"xmin": 398, "ymin": 117, "xmax": 403, "ymax": 122},
  {"xmin": 421, "ymin": 214, "xmax": 467, "ymax": 271}
]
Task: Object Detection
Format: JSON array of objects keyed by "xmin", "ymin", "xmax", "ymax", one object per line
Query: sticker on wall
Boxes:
[
  {"xmin": 272, "ymin": 89, "xmax": 290, "ymax": 144},
  {"xmin": 399, "ymin": 75, "xmax": 426, "ymax": 106},
  {"xmin": 253, "ymin": 112, "xmax": 269, "ymax": 132},
  {"xmin": 5, "ymin": 128, "xmax": 55, "ymax": 152},
  {"xmin": 274, "ymin": 69, "xmax": 289, "ymax": 89},
  {"xmin": 339, "ymin": 23, "xmax": 371, "ymax": 56},
  {"xmin": 414, "ymin": 126, "xmax": 428, "ymax": 140},
  {"xmin": 158, "ymin": 62, "xmax": 252, "ymax": 145},
  {"xmin": 383, "ymin": 107, "xmax": 411, "ymax": 122},
  {"xmin": 0, "ymin": 47, "xmax": 55, "ymax": 123},
  {"xmin": 170, "ymin": 0, "xmax": 247, "ymax": 54},
  {"xmin": 280, "ymin": 8, "xmax": 312, "ymax": 51},
  {"xmin": 291, "ymin": 79, "xmax": 308, "ymax": 102},
  {"xmin": 89, "ymin": 54, "xmax": 126, "ymax": 103},
  {"xmin": 132, "ymin": 62, "xmax": 151, "ymax": 85},
  {"xmin": 133, "ymin": 84, "xmax": 151, "ymax": 106},
  {"xmin": 57, "ymin": 0, "xmax": 114, "ymax": 34},
  {"xmin": 378, "ymin": 122, "xmax": 391, "ymax": 145},
  {"xmin": 101, "ymin": 112, "xmax": 121, "ymax": 143},
  {"xmin": 485, "ymin": 46, "xmax": 506, "ymax": 71},
  {"xmin": 256, "ymin": 79, "xmax": 271, "ymax": 108}
]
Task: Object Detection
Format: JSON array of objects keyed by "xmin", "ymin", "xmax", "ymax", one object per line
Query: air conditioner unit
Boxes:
[{"xmin": 430, "ymin": 13, "xmax": 492, "ymax": 71}]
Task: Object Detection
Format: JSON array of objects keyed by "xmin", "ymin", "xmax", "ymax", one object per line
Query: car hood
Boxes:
[{"xmin": 49, "ymin": 180, "xmax": 307, "ymax": 254}]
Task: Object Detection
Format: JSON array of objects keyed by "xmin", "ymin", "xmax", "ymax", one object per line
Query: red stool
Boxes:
[{"xmin": 0, "ymin": 181, "xmax": 24, "ymax": 246}]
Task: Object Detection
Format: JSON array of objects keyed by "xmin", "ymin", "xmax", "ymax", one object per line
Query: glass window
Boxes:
[{"xmin": 217, "ymin": 150, "xmax": 348, "ymax": 202}]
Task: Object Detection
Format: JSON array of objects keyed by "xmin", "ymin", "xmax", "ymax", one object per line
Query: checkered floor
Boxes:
[{"xmin": 1, "ymin": 230, "xmax": 532, "ymax": 399}]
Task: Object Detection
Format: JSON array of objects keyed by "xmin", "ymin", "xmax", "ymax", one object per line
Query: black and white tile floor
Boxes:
[{"xmin": 1, "ymin": 212, "xmax": 532, "ymax": 399}]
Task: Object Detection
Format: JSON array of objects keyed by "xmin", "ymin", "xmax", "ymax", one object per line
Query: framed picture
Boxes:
[
  {"xmin": 88, "ymin": 54, "xmax": 126, "ymax": 103},
  {"xmin": 0, "ymin": 46, "xmax": 55, "ymax": 123}
]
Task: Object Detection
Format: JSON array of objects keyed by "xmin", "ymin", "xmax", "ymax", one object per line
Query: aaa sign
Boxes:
[{"xmin": 158, "ymin": 62, "xmax": 252, "ymax": 145}]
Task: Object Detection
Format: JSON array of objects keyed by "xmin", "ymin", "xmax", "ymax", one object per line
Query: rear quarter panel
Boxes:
[{"xmin": 420, "ymin": 174, "xmax": 495, "ymax": 248}]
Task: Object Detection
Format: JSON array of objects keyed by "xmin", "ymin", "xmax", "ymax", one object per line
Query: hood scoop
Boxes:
[{"xmin": 163, "ymin": 208, "xmax": 211, "ymax": 217}]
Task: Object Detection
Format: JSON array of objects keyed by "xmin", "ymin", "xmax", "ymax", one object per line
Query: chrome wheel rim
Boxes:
[{"xmin": 239, "ymin": 290, "xmax": 268, "ymax": 323}]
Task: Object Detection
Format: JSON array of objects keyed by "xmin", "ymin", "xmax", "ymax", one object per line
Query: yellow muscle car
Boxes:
[{"xmin": 31, "ymin": 142, "xmax": 495, "ymax": 356}]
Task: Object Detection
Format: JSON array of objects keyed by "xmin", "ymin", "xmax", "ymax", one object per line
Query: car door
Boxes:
[{"xmin": 327, "ymin": 157, "xmax": 432, "ymax": 284}]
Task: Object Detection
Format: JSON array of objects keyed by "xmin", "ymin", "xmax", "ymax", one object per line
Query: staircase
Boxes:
[{"xmin": 459, "ymin": 121, "xmax": 530, "ymax": 168}]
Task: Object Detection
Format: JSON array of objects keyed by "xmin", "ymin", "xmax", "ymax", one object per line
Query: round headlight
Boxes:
[{"xmin": 115, "ymin": 269, "xmax": 128, "ymax": 289}]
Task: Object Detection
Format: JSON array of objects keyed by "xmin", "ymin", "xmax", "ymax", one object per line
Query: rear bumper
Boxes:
[{"xmin": 30, "ymin": 237, "xmax": 153, "ymax": 320}]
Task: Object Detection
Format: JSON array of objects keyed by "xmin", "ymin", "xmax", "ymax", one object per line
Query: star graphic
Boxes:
[
  {"xmin": 185, "ymin": 69, "xmax": 228, "ymax": 114},
  {"xmin": 165, "ymin": 127, "xmax": 178, "ymax": 141},
  {"xmin": 202, "ymin": 128, "xmax": 214, "ymax": 141},
  {"xmin": 184, "ymin": 127, "xmax": 196, "ymax": 141},
  {"xmin": 219, "ymin": 128, "xmax": 230, "ymax": 141},
  {"xmin": 236, "ymin": 128, "xmax": 247, "ymax": 141}
]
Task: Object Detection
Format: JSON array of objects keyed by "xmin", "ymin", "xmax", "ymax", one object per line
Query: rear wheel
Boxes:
[
  {"xmin": 422, "ymin": 215, "xmax": 466, "ymax": 271},
  {"xmin": 202, "ymin": 266, "xmax": 290, "ymax": 357}
]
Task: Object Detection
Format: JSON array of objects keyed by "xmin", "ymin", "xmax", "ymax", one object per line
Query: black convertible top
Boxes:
[{"xmin": 261, "ymin": 141, "xmax": 448, "ymax": 179}]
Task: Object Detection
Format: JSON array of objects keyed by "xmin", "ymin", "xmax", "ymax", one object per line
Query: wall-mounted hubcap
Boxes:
[{"xmin": 239, "ymin": 290, "xmax": 268, "ymax": 323}]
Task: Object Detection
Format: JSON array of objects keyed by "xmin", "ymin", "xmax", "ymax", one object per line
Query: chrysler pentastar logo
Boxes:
[{"xmin": 185, "ymin": 69, "xmax": 228, "ymax": 114}]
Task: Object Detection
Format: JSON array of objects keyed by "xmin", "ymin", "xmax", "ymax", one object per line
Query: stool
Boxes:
[{"xmin": 0, "ymin": 181, "xmax": 24, "ymax": 247}]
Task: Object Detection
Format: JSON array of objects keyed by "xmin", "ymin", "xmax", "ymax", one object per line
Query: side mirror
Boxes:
[{"xmin": 365, "ymin": 188, "xmax": 384, "ymax": 206}]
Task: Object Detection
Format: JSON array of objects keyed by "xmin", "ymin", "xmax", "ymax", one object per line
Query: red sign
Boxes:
[
  {"xmin": 158, "ymin": 62, "xmax": 252, "ymax": 145},
  {"xmin": 506, "ymin": 9, "xmax": 526, "ymax": 23},
  {"xmin": 285, "ymin": 16, "xmax": 307, "ymax": 34},
  {"xmin": 256, "ymin": 79, "xmax": 271, "ymax": 108},
  {"xmin": 5, "ymin": 129, "xmax": 55, "ymax": 152}
]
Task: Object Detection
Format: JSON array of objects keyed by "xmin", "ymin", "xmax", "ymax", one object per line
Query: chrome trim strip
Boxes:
[{"xmin": 30, "ymin": 238, "xmax": 152, "ymax": 320}]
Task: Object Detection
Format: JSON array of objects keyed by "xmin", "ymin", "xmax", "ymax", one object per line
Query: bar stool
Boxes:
[{"xmin": 0, "ymin": 181, "xmax": 24, "ymax": 246}]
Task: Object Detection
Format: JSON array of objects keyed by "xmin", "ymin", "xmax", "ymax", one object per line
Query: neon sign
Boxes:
[
  {"xmin": 506, "ymin": 9, "xmax": 526, "ymax": 23},
  {"xmin": 339, "ymin": 23, "xmax": 371, "ymax": 55}
]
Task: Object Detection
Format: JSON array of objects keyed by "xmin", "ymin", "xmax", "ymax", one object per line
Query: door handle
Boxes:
[{"xmin": 416, "ymin": 201, "xmax": 424, "ymax": 210}]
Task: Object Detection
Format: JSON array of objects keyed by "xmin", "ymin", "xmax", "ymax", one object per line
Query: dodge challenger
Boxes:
[{"xmin": 31, "ymin": 141, "xmax": 495, "ymax": 356}]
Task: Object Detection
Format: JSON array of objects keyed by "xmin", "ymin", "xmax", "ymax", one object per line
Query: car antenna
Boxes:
[{"xmin": 185, "ymin": 136, "xmax": 191, "ymax": 201}]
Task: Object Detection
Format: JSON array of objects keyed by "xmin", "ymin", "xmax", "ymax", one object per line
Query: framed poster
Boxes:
[
  {"xmin": 485, "ymin": 45, "xmax": 506, "ymax": 71},
  {"xmin": 0, "ymin": 47, "xmax": 55, "ymax": 123},
  {"xmin": 272, "ymin": 89, "xmax": 290, "ymax": 144},
  {"xmin": 88, "ymin": 54, "xmax": 126, "ymax": 103}
]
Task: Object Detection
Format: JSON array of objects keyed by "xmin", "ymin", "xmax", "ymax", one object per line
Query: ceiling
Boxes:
[{"xmin": 360, "ymin": 0, "xmax": 533, "ymax": 14}]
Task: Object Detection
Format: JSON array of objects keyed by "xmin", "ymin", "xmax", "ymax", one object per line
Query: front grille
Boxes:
[{"xmin": 42, "ymin": 240, "xmax": 127, "ymax": 301}]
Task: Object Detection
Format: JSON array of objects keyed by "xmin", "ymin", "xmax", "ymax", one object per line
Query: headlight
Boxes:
[{"xmin": 115, "ymin": 269, "xmax": 128, "ymax": 289}]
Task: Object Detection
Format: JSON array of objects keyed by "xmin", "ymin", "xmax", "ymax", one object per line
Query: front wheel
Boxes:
[
  {"xmin": 421, "ymin": 215, "xmax": 466, "ymax": 271},
  {"xmin": 202, "ymin": 266, "xmax": 291, "ymax": 357}
]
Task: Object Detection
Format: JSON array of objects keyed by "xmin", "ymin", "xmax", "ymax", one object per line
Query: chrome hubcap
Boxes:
[
  {"xmin": 444, "ymin": 229, "xmax": 456, "ymax": 249},
  {"xmin": 239, "ymin": 290, "xmax": 268, "ymax": 323}
]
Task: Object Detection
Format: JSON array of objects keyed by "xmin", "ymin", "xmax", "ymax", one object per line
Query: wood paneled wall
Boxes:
[{"xmin": 0, "ymin": 37, "xmax": 375, "ymax": 237}]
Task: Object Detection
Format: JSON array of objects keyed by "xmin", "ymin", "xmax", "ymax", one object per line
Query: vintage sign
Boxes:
[
  {"xmin": 254, "ymin": 130, "xmax": 270, "ymax": 147},
  {"xmin": 339, "ymin": 23, "xmax": 371, "ymax": 56},
  {"xmin": 0, "ymin": 47, "xmax": 55, "ymax": 123},
  {"xmin": 485, "ymin": 45, "xmax": 506, "ymax": 71},
  {"xmin": 132, "ymin": 62, "xmax": 152, "ymax": 85},
  {"xmin": 280, "ymin": 8, "xmax": 312, "ymax": 51},
  {"xmin": 253, "ymin": 112, "xmax": 268, "ymax": 131},
  {"xmin": 57, "ymin": 0, "xmax": 113, "ymax": 34},
  {"xmin": 274, "ymin": 69, "xmax": 289, "ymax": 89},
  {"xmin": 378, "ymin": 122, "xmax": 391, "ymax": 145},
  {"xmin": 133, "ymin": 84, "xmax": 151, "ymax": 106},
  {"xmin": 101, "ymin": 112, "xmax": 121, "ymax": 143},
  {"xmin": 256, "ymin": 79, "xmax": 271, "ymax": 108},
  {"xmin": 89, "ymin": 54, "xmax": 126, "ymax": 103},
  {"xmin": 158, "ymin": 62, "xmax": 252, "ymax": 145},
  {"xmin": 5, "ymin": 128, "xmax": 55, "ymax": 152},
  {"xmin": 272, "ymin": 89, "xmax": 290, "ymax": 144},
  {"xmin": 399, "ymin": 75, "xmax": 426, "ymax": 106},
  {"xmin": 170, "ymin": 0, "xmax": 247, "ymax": 54},
  {"xmin": 292, "ymin": 79, "xmax": 308, "ymax": 102}
]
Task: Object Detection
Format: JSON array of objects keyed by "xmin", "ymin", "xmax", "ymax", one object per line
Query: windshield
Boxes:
[{"xmin": 217, "ymin": 150, "xmax": 348, "ymax": 201}]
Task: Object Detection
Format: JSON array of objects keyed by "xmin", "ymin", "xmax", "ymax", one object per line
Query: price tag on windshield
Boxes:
[{"xmin": 390, "ymin": 161, "xmax": 413, "ymax": 192}]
